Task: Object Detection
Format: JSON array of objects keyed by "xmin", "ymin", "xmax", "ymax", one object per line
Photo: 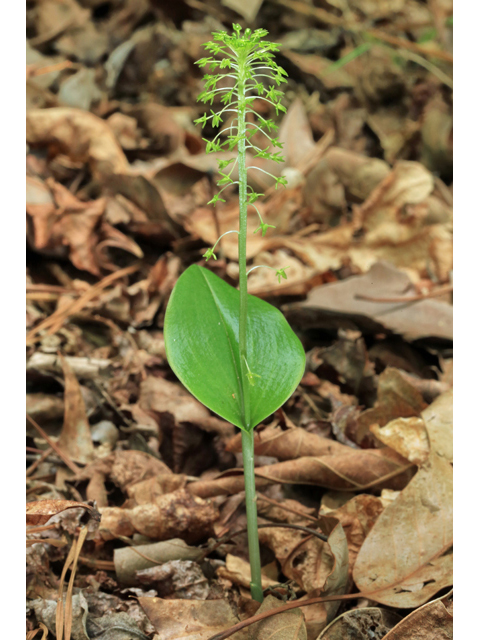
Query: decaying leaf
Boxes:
[
  {"xmin": 226, "ymin": 424, "xmax": 348, "ymax": 460},
  {"xmin": 32, "ymin": 593, "xmax": 90, "ymax": 640},
  {"xmin": 139, "ymin": 376, "xmax": 234, "ymax": 437},
  {"xmin": 322, "ymin": 494, "xmax": 384, "ymax": 573},
  {"xmin": 353, "ymin": 454, "xmax": 452, "ymax": 606},
  {"xmin": 291, "ymin": 262, "xmax": 452, "ymax": 341},
  {"xmin": 317, "ymin": 607, "xmax": 402, "ymax": 640},
  {"xmin": 27, "ymin": 500, "xmax": 99, "ymax": 526},
  {"xmin": 370, "ymin": 417, "xmax": 430, "ymax": 466},
  {"xmin": 420, "ymin": 389, "xmax": 453, "ymax": 463},
  {"xmin": 26, "ymin": 108, "xmax": 128, "ymax": 179},
  {"xmin": 57, "ymin": 357, "xmax": 95, "ymax": 464},
  {"xmin": 114, "ymin": 538, "xmax": 202, "ymax": 586},
  {"xmin": 217, "ymin": 554, "xmax": 278, "ymax": 591},
  {"xmin": 259, "ymin": 517, "xmax": 349, "ymax": 637},
  {"xmin": 137, "ymin": 560, "xmax": 209, "ymax": 599},
  {"xmin": 382, "ymin": 592, "xmax": 453, "ymax": 639},
  {"xmin": 190, "ymin": 446, "xmax": 413, "ymax": 497},
  {"xmin": 356, "ymin": 367, "xmax": 427, "ymax": 446},
  {"xmin": 73, "ymin": 450, "xmax": 173, "ymax": 507},
  {"xmin": 139, "ymin": 597, "xmax": 248, "ymax": 639},
  {"xmin": 248, "ymin": 595, "xmax": 307, "ymax": 640}
]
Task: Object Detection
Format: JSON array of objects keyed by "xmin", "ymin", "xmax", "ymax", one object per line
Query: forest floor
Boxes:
[{"xmin": 26, "ymin": 1, "xmax": 453, "ymax": 639}]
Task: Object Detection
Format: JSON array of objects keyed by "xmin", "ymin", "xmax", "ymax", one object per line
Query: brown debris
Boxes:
[{"xmin": 98, "ymin": 489, "xmax": 219, "ymax": 544}]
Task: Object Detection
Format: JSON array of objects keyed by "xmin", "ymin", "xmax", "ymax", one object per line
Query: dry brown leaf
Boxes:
[
  {"xmin": 304, "ymin": 147, "xmax": 389, "ymax": 224},
  {"xmin": 353, "ymin": 453, "xmax": 453, "ymax": 607},
  {"xmin": 26, "ymin": 177, "xmax": 143, "ymax": 275},
  {"xmin": 317, "ymin": 607, "xmax": 402, "ymax": 640},
  {"xmin": 217, "ymin": 554, "xmax": 278, "ymax": 591},
  {"xmin": 421, "ymin": 390, "xmax": 452, "ymax": 463},
  {"xmin": 366, "ymin": 109, "xmax": 419, "ymax": 164},
  {"xmin": 139, "ymin": 376, "xmax": 233, "ymax": 436},
  {"xmin": 226, "ymin": 424, "xmax": 348, "ymax": 460},
  {"xmin": 248, "ymin": 595, "xmax": 307, "ymax": 640},
  {"xmin": 292, "ymin": 262, "xmax": 453, "ymax": 341},
  {"xmin": 353, "ymin": 160, "xmax": 440, "ymax": 239},
  {"xmin": 323, "ymin": 494, "xmax": 384, "ymax": 573},
  {"xmin": 58, "ymin": 357, "xmax": 94, "ymax": 464},
  {"xmin": 98, "ymin": 489, "xmax": 219, "ymax": 544},
  {"xmin": 74, "ymin": 450, "xmax": 171, "ymax": 507},
  {"xmin": 128, "ymin": 103, "xmax": 185, "ymax": 154},
  {"xmin": 382, "ymin": 592, "xmax": 453, "ymax": 639},
  {"xmin": 126, "ymin": 473, "xmax": 187, "ymax": 505},
  {"xmin": 278, "ymin": 97, "xmax": 316, "ymax": 169},
  {"xmin": 260, "ymin": 516, "xmax": 348, "ymax": 638},
  {"xmin": 26, "ymin": 108, "xmax": 128, "ymax": 179},
  {"xmin": 303, "ymin": 151, "xmax": 452, "ymax": 280},
  {"xmin": 356, "ymin": 367, "xmax": 427, "ymax": 445},
  {"xmin": 370, "ymin": 417, "xmax": 430, "ymax": 466},
  {"xmin": 137, "ymin": 560, "xmax": 209, "ymax": 599},
  {"xmin": 352, "ymin": 223, "xmax": 452, "ymax": 281},
  {"xmin": 27, "ymin": 181, "xmax": 105, "ymax": 275},
  {"xmin": 26, "ymin": 500, "xmax": 99, "ymax": 526},
  {"xmin": 189, "ymin": 447, "xmax": 413, "ymax": 498},
  {"xmin": 263, "ymin": 226, "xmax": 354, "ymax": 274},
  {"xmin": 139, "ymin": 597, "xmax": 248, "ymax": 640},
  {"xmin": 114, "ymin": 538, "xmax": 202, "ymax": 586}
]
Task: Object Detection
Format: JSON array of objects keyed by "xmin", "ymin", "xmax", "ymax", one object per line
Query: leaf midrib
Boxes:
[{"xmin": 200, "ymin": 268, "xmax": 243, "ymax": 423}]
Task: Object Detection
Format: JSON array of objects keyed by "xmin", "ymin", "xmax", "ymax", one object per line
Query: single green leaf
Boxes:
[{"xmin": 164, "ymin": 265, "xmax": 305, "ymax": 430}]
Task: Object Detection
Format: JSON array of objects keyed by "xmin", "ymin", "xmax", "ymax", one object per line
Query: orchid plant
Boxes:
[{"xmin": 164, "ymin": 25, "xmax": 305, "ymax": 602}]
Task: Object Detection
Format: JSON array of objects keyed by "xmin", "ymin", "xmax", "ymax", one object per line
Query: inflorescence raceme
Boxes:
[{"xmin": 195, "ymin": 24, "xmax": 290, "ymax": 280}]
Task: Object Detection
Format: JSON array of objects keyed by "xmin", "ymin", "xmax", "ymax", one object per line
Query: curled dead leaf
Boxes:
[
  {"xmin": 227, "ymin": 424, "xmax": 348, "ymax": 459},
  {"xmin": 189, "ymin": 447, "xmax": 413, "ymax": 498},
  {"xmin": 26, "ymin": 108, "xmax": 128, "ymax": 179}
]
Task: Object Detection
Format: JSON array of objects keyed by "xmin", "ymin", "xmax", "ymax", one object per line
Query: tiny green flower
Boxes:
[
  {"xmin": 203, "ymin": 247, "xmax": 217, "ymax": 261},
  {"xmin": 275, "ymin": 266, "xmax": 290, "ymax": 283},
  {"xmin": 274, "ymin": 176, "xmax": 288, "ymax": 189},
  {"xmin": 207, "ymin": 193, "xmax": 226, "ymax": 206},
  {"xmin": 254, "ymin": 222, "xmax": 276, "ymax": 237}
]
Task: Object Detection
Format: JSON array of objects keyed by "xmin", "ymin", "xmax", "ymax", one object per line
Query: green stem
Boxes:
[
  {"xmin": 237, "ymin": 63, "xmax": 250, "ymax": 431},
  {"xmin": 237, "ymin": 53, "xmax": 263, "ymax": 604},
  {"xmin": 241, "ymin": 429, "xmax": 263, "ymax": 603}
]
